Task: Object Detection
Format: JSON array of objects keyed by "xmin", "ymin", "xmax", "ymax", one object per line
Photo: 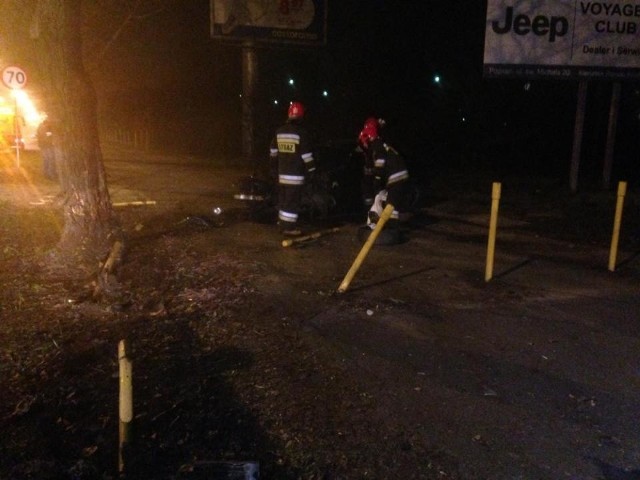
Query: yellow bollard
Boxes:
[
  {"xmin": 608, "ymin": 181, "xmax": 627, "ymax": 272},
  {"xmin": 338, "ymin": 204, "xmax": 394, "ymax": 293},
  {"xmin": 485, "ymin": 182, "xmax": 502, "ymax": 282},
  {"xmin": 118, "ymin": 340, "xmax": 133, "ymax": 475}
]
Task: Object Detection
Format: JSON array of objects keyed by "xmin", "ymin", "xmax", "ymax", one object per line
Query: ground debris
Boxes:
[{"xmin": 3, "ymin": 155, "xmax": 639, "ymax": 480}]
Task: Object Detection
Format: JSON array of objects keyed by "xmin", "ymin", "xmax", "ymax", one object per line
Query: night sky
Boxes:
[{"xmin": 24, "ymin": 1, "xmax": 640, "ymax": 184}]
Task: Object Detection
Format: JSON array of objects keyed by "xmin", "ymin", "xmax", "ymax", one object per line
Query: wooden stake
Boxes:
[
  {"xmin": 118, "ymin": 340, "xmax": 133, "ymax": 475},
  {"xmin": 103, "ymin": 241, "xmax": 124, "ymax": 274}
]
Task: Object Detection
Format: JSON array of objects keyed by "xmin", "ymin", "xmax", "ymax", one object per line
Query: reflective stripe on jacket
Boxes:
[{"xmin": 371, "ymin": 139, "xmax": 409, "ymax": 188}]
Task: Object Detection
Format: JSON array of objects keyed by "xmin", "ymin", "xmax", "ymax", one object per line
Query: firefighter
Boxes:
[
  {"xmin": 358, "ymin": 117, "xmax": 410, "ymax": 227},
  {"xmin": 269, "ymin": 101, "xmax": 316, "ymax": 236},
  {"xmin": 357, "ymin": 116, "xmax": 386, "ymax": 211}
]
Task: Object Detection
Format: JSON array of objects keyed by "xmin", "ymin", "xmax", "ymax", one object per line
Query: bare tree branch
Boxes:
[{"xmin": 90, "ymin": 0, "xmax": 178, "ymax": 66}]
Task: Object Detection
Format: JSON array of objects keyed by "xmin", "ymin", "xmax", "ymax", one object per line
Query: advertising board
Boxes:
[
  {"xmin": 210, "ymin": 0, "xmax": 327, "ymax": 46},
  {"xmin": 484, "ymin": 0, "xmax": 640, "ymax": 79}
]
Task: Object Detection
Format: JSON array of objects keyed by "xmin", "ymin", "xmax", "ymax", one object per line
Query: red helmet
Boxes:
[
  {"xmin": 358, "ymin": 117, "xmax": 379, "ymax": 147},
  {"xmin": 288, "ymin": 101, "xmax": 305, "ymax": 119}
]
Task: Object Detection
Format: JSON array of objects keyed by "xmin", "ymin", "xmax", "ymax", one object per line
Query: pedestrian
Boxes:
[
  {"xmin": 269, "ymin": 101, "xmax": 316, "ymax": 236},
  {"xmin": 358, "ymin": 117, "xmax": 410, "ymax": 228},
  {"xmin": 37, "ymin": 117, "xmax": 56, "ymax": 181}
]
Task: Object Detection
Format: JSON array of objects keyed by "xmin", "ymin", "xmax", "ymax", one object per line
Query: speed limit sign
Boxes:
[{"xmin": 2, "ymin": 65, "xmax": 27, "ymax": 89}]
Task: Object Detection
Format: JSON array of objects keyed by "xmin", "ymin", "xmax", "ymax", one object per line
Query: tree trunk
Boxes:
[{"xmin": 34, "ymin": 0, "xmax": 122, "ymax": 277}]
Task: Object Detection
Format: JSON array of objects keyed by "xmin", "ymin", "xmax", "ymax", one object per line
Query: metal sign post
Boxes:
[
  {"xmin": 13, "ymin": 95, "xmax": 21, "ymax": 168},
  {"xmin": 2, "ymin": 65, "xmax": 28, "ymax": 169},
  {"xmin": 210, "ymin": 1, "xmax": 327, "ymax": 165}
]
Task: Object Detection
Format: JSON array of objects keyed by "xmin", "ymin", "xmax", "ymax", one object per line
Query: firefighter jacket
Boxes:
[
  {"xmin": 370, "ymin": 138, "xmax": 409, "ymax": 190},
  {"xmin": 269, "ymin": 120, "xmax": 316, "ymax": 186}
]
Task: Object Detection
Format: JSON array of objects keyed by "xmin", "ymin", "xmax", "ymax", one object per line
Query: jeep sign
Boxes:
[{"xmin": 484, "ymin": 0, "xmax": 640, "ymax": 79}]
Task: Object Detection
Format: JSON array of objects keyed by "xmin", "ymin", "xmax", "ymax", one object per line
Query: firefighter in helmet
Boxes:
[
  {"xmin": 269, "ymin": 101, "xmax": 316, "ymax": 236},
  {"xmin": 358, "ymin": 117, "xmax": 410, "ymax": 227},
  {"xmin": 357, "ymin": 116, "xmax": 387, "ymax": 211}
]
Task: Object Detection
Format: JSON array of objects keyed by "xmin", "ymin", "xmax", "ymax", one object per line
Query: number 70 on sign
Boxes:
[{"xmin": 2, "ymin": 66, "xmax": 27, "ymax": 89}]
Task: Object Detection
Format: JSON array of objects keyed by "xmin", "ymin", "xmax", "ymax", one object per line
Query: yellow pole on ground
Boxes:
[
  {"xmin": 338, "ymin": 203, "xmax": 394, "ymax": 293},
  {"xmin": 118, "ymin": 340, "xmax": 133, "ymax": 475},
  {"xmin": 608, "ymin": 181, "xmax": 627, "ymax": 272},
  {"xmin": 485, "ymin": 182, "xmax": 502, "ymax": 282},
  {"xmin": 282, "ymin": 227, "xmax": 340, "ymax": 247},
  {"xmin": 112, "ymin": 200, "xmax": 157, "ymax": 207}
]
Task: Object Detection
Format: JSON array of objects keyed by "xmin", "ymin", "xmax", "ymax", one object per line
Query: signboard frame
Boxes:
[{"xmin": 210, "ymin": 0, "xmax": 327, "ymax": 46}]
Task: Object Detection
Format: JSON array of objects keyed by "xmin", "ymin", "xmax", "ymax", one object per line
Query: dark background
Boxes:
[{"xmin": 7, "ymin": 1, "xmax": 640, "ymax": 188}]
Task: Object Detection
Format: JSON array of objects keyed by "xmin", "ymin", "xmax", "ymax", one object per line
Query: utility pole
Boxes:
[
  {"xmin": 602, "ymin": 82, "xmax": 621, "ymax": 191},
  {"xmin": 569, "ymin": 81, "xmax": 588, "ymax": 194},
  {"xmin": 241, "ymin": 41, "xmax": 258, "ymax": 164}
]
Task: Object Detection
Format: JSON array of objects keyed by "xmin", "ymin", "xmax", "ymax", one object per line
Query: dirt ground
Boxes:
[{"xmin": 1, "ymin": 146, "xmax": 640, "ymax": 480}]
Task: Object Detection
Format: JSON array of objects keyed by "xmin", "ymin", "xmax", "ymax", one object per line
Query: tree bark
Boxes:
[{"xmin": 34, "ymin": 0, "xmax": 123, "ymax": 277}]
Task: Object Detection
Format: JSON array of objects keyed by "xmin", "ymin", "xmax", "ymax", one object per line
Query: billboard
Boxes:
[
  {"xmin": 210, "ymin": 0, "xmax": 327, "ymax": 46},
  {"xmin": 484, "ymin": 0, "xmax": 640, "ymax": 79}
]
